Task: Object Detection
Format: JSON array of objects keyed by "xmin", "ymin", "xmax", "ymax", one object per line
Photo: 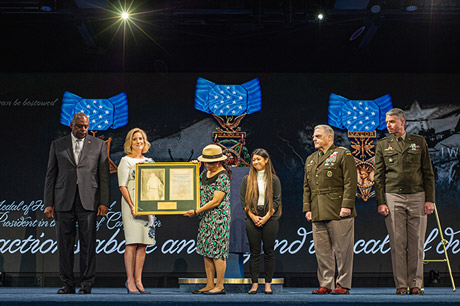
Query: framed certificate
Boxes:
[{"xmin": 134, "ymin": 162, "xmax": 200, "ymax": 215}]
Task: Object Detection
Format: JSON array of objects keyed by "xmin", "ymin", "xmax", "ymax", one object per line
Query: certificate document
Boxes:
[{"xmin": 169, "ymin": 169, "xmax": 194, "ymax": 200}]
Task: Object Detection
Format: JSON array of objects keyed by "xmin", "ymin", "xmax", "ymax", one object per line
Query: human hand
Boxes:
[
  {"xmin": 378, "ymin": 205, "xmax": 389, "ymax": 217},
  {"xmin": 253, "ymin": 216, "xmax": 264, "ymax": 227},
  {"xmin": 259, "ymin": 215, "xmax": 271, "ymax": 227},
  {"xmin": 44, "ymin": 206, "xmax": 54, "ymax": 219},
  {"xmin": 340, "ymin": 208, "xmax": 351, "ymax": 218},
  {"xmin": 305, "ymin": 211, "xmax": 312, "ymax": 222},
  {"xmin": 128, "ymin": 205, "xmax": 139, "ymax": 217},
  {"xmin": 97, "ymin": 205, "xmax": 109, "ymax": 217},
  {"xmin": 184, "ymin": 210, "xmax": 195, "ymax": 218},
  {"xmin": 425, "ymin": 202, "xmax": 434, "ymax": 215}
]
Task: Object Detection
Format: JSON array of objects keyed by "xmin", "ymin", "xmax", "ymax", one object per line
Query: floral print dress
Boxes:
[{"xmin": 196, "ymin": 170, "xmax": 231, "ymax": 260}]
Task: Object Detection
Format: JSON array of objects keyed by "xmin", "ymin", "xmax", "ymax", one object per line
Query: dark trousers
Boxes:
[
  {"xmin": 55, "ymin": 188, "xmax": 97, "ymax": 288},
  {"xmin": 246, "ymin": 216, "xmax": 279, "ymax": 283}
]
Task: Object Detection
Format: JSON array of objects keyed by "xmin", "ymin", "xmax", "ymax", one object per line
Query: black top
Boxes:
[{"xmin": 240, "ymin": 174, "xmax": 282, "ymax": 220}]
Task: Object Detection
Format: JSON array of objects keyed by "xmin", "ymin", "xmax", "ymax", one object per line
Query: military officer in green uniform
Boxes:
[
  {"xmin": 374, "ymin": 108, "xmax": 435, "ymax": 295},
  {"xmin": 303, "ymin": 125, "xmax": 357, "ymax": 295}
]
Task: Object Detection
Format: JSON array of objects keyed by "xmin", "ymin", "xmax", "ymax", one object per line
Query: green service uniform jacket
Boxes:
[
  {"xmin": 374, "ymin": 133, "xmax": 435, "ymax": 205},
  {"xmin": 303, "ymin": 145, "xmax": 358, "ymax": 221}
]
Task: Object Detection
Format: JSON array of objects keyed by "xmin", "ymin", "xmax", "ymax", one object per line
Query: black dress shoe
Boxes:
[
  {"xmin": 203, "ymin": 289, "xmax": 226, "ymax": 295},
  {"xmin": 192, "ymin": 289, "xmax": 208, "ymax": 294},
  {"xmin": 57, "ymin": 286, "xmax": 75, "ymax": 294},
  {"xmin": 78, "ymin": 286, "xmax": 92, "ymax": 294}
]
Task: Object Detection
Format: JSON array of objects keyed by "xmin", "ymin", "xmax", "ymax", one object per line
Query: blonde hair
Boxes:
[{"xmin": 124, "ymin": 128, "xmax": 151, "ymax": 155}]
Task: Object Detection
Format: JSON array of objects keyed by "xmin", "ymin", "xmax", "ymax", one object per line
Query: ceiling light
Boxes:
[
  {"xmin": 121, "ymin": 11, "xmax": 130, "ymax": 20},
  {"xmin": 370, "ymin": 4, "xmax": 381, "ymax": 13}
]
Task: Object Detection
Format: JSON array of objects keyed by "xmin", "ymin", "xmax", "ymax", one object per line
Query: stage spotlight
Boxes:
[
  {"xmin": 40, "ymin": 5, "xmax": 53, "ymax": 11},
  {"xmin": 405, "ymin": 5, "xmax": 417, "ymax": 11},
  {"xmin": 317, "ymin": 13, "xmax": 324, "ymax": 21},
  {"xmin": 370, "ymin": 4, "xmax": 381, "ymax": 14},
  {"xmin": 121, "ymin": 11, "xmax": 130, "ymax": 20},
  {"xmin": 39, "ymin": 0, "xmax": 55, "ymax": 12}
]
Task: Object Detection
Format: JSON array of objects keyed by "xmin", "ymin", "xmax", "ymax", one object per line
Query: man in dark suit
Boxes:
[{"xmin": 44, "ymin": 112, "xmax": 110, "ymax": 294}]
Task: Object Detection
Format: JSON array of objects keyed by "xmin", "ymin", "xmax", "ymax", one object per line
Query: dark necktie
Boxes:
[{"xmin": 397, "ymin": 137, "xmax": 404, "ymax": 151}]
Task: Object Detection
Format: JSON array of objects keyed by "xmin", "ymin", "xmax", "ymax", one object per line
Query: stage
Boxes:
[{"xmin": 0, "ymin": 287, "xmax": 458, "ymax": 305}]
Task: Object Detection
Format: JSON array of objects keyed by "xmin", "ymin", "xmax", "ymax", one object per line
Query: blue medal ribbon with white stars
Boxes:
[
  {"xmin": 328, "ymin": 93, "xmax": 392, "ymax": 132},
  {"xmin": 194, "ymin": 77, "xmax": 262, "ymax": 116},
  {"xmin": 60, "ymin": 91, "xmax": 128, "ymax": 130}
]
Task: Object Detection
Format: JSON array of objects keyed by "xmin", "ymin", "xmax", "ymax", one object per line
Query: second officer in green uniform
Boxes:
[{"xmin": 374, "ymin": 108, "xmax": 435, "ymax": 295}]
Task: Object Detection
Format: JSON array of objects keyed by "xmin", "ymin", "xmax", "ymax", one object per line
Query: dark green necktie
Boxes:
[{"xmin": 397, "ymin": 137, "xmax": 404, "ymax": 151}]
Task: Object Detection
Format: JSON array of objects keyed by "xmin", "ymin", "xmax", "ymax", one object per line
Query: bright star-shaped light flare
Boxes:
[
  {"xmin": 89, "ymin": 0, "xmax": 168, "ymax": 71},
  {"xmin": 121, "ymin": 11, "xmax": 129, "ymax": 20}
]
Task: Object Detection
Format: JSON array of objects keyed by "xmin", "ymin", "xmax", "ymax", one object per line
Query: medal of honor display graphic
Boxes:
[
  {"xmin": 194, "ymin": 77, "xmax": 262, "ymax": 166},
  {"xmin": 328, "ymin": 93, "xmax": 393, "ymax": 201},
  {"xmin": 60, "ymin": 91, "xmax": 129, "ymax": 173}
]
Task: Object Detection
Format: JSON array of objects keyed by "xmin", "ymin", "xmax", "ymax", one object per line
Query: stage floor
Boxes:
[{"xmin": 0, "ymin": 287, "xmax": 458, "ymax": 305}]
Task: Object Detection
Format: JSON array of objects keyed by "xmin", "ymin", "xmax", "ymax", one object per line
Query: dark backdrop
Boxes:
[{"xmin": 0, "ymin": 73, "xmax": 459, "ymax": 287}]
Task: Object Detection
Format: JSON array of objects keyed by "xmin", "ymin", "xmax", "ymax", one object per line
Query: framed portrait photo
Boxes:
[{"xmin": 134, "ymin": 162, "xmax": 200, "ymax": 215}]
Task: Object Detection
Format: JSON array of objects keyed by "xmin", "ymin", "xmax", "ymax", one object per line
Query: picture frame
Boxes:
[{"xmin": 134, "ymin": 162, "xmax": 200, "ymax": 215}]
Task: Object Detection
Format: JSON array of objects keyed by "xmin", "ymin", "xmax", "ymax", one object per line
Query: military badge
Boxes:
[
  {"xmin": 384, "ymin": 146, "xmax": 394, "ymax": 151},
  {"xmin": 327, "ymin": 171, "xmax": 333, "ymax": 177},
  {"xmin": 326, "ymin": 152, "xmax": 338, "ymax": 164},
  {"xmin": 409, "ymin": 143, "xmax": 420, "ymax": 150},
  {"xmin": 389, "ymin": 158, "xmax": 393, "ymax": 163}
]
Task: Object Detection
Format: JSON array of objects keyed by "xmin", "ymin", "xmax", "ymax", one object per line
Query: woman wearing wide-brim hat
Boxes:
[{"xmin": 184, "ymin": 144, "xmax": 232, "ymax": 295}]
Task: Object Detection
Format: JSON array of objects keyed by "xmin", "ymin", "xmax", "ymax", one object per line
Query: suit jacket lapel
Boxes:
[
  {"xmin": 310, "ymin": 151, "xmax": 320, "ymax": 179},
  {"xmin": 316, "ymin": 145, "xmax": 335, "ymax": 169},
  {"xmin": 79, "ymin": 136, "xmax": 91, "ymax": 164},
  {"xmin": 65, "ymin": 135, "xmax": 77, "ymax": 166},
  {"xmin": 401, "ymin": 134, "xmax": 411, "ymax": 153},
  {"xmin": 388, "ymin": 135, "xmax": 400, "ymax": 153}
]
